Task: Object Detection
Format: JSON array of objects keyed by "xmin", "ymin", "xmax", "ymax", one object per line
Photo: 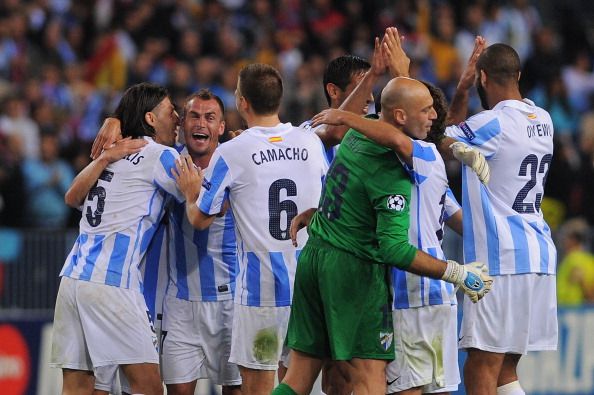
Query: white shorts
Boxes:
[
  {"xmin": 94, "ymin": 365, "xmax": 130, "ymax": 394},
  {"xmin": 160, "ymin": 295, "xmax": 241, "ymax": 386},
  {"xmin": 459, "ymin": 273, "xmax": 558, "ymax": 354},
  {"xmin": 229, "ymin": 304, "xmax": 291, "ymax": 370},
  {"xmin": 386, "ymin": 304, "xmax": 460, "ymax": 393},
  {"xmin": 50, "ymin": 277, "xmax": 159, "ymax": 370}
]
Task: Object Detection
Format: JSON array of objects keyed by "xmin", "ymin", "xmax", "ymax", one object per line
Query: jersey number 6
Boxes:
[{"xmin": 268, "ymin": 179, "xmax": 297, "ymax": 240}]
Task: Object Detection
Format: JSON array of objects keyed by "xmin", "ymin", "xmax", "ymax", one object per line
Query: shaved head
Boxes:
[
  {"xmin": 381, "ymin": 77, "xmax": 432, "ymax": 115},
  {"xmin": 380, "ymin": 77, "xmax": 437, "ymax": 140}
]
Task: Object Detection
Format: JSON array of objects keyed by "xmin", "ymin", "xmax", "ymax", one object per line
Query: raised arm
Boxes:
[
  {"xmin": 65, "ymin": 137, "xmax": 147, "ymax": 208},
  {"xmin": 446, "ymin": 36, "xmax": 486, "ymax": 126}
]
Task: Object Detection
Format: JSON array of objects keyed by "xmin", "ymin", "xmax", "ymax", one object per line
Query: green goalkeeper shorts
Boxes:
[{"xmin": 286, "ymin": 237, "xmax": 394, "ymax": 361}]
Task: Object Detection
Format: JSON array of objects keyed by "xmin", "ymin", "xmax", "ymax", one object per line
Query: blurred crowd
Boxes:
[{"xmin": 0, "ymin": 0, "xmax": 594, "ymax": 299}]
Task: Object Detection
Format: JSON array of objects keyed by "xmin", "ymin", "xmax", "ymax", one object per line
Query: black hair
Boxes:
[
  {"xmin": 114, "ymin": 83, "xmax": 169, "ymax": 138},
  {"xmin": 476, "ymin": 43, "xmax": 521, "ymax": 86},
  {"xmin": 322, "ymin": 55, "xmax": 371, "ymax": 106},
  {"xmin": 421, "ymin": 81, "xmax": 448, "ymax": 145}
]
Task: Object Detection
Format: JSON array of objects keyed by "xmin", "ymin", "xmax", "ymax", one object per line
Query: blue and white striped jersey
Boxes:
[
  {"xmin": 197, "ymin": 123, "xmax": 328, "ymax": 307},
  {"xmin": 140, "ymin": 214, "xmax": 170, "ymax": 322},
  {"xmin": 445, "ymin": 99, "xmax": 557, "ymax": 275},
  {"xmin": 60, "ymin": 137, "xmax": 184, "ymax": 292},
  {"xmin": 392, "ymin": 140, "xmax": 461, "ymax": 309},
  {"xmin": 299, "ymin": 119, "xmax": 338, "ymax": 164},
  {"xmin": 166, "ymin": 146, "xmax": 238, "ymax": 302}
]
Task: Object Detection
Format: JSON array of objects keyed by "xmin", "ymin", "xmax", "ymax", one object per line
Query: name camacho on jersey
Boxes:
[
  {"xmin": 60, "ymin": 137, "xmax": 184, "ymax": 292},
  {"xmin": 197, "ymin": 123, "xmax": 328, "ymax": 307},
  {"xmin": 446, "ymin": 99, "xmax": 557, "ymax": 276},
  {"xmin": 392, "ymin": 140, "xmax": 461, "ymax": 309},
  {"xmin": 166, "ymin": 145, "xmax": 239, "ymax": 302}
]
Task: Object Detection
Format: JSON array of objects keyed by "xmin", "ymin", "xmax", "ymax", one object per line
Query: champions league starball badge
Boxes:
[{"xmin": 387, "ymin": 194, "xmax": 406, "ymax": 211}]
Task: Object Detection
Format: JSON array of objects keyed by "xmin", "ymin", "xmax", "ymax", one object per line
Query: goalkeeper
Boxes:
[{"xmin": 272, "ymin": 28, "xmax": 493, "ymax": 395}]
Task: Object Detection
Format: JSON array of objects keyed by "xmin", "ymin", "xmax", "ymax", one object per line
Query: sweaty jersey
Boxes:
[
  {"xmin": 167, "ymin": 145, "xmax": 238, "ymax": 302},
  {"xmin": 392, "ymin": 140, "xmax": 461, "ymax": 309},
  {"xmin": 309, "ymin": 126, "xmax": 417, "ymax": 268},
  {"xmin": 197, "ymin": 123, "xmax": 328, "ymax": 307},
  {"xmin": 446, "ymin": 99, "xmax": 557, "ymax": 275},
  {"xmin": 60, "ymin": 137, "xmax": 184, "ymax": 292}
]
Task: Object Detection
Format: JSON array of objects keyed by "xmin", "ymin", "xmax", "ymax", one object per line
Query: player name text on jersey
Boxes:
[{"xmin": 251, "ymin": 147, "xmax": 309, "ymax": 165}]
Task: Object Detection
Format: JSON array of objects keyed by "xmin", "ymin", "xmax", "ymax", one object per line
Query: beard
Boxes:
[{"xmin": 476, "ymin": 80, "xmax": 489, "ymax": 110}]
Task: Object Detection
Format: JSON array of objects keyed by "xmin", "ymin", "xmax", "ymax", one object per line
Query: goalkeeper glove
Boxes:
[
  {"xmin": 442, "ymin": 260, "xmax": 493, "ymax": 303},
  {"xmin": 450, "ymin": 142, "xmax": 490, "ymax": 184}
]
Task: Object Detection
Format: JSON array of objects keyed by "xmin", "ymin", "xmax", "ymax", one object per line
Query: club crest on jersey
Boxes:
[
  {"xmin": 202, "ymin": 178, "xmax": 212, "ymax": 191},
  {"xmin": 459, "ymin": 121, "xmax": 475, "ymax": 140},
  {"xmin": 387, "ymin": 195, "xmax": 406, "ymax": 211},
  {"xmin": 380, "ymin": 331, "xmax": 393, "ymax": 351}
]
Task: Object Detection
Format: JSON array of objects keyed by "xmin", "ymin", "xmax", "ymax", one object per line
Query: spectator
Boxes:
[
  {"xmin": 21, "ymin": 133, "xmax": 74, "ymax": 228},
  {"xmin": 0, "ymin": 94, "xmax": 40, "ymax": 159},
  {"xmin": 557, "ymin": 218, "xmax": 594, "ymax": 305}
]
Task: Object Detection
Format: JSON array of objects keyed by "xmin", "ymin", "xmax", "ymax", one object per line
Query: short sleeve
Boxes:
[
  {"xmin": 197, "ymin": 149, "xmax": 233, "ymax": 215},
  {"xmin": 152, "ymin": 148, "xmax": 184, "ymax": 203},
  {"xmin": 445, "ymin": 110, "xmax": 502, "ymax": 158},
  {"xmin": 443, "ymin": 187, "xmax": 461, "ymax": 220},
  {"xmin": 408, "ymin": 140, "xmax": 439, "ymax": 182}
]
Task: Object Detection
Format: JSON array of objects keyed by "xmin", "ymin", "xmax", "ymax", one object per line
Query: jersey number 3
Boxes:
[
  {"xmin": 86, "ymin": 170, "xmax": 114, "ymax": 227},
  {"xmin": 269, "ymin": 179, "xmax": 297, "ymax": 240}
]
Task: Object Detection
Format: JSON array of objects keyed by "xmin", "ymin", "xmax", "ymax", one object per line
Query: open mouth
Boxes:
[{"xmin": 191, "ymin": 132, "xmax": 209, "ymax": 141}]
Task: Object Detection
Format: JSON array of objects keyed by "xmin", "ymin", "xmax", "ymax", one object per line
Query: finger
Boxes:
[
  {"xmin": 172, "ymin": 167, "xmax": 180, "ymax": 181},
  {"xmin": 392, "ymin": 27, "xmax": 403, "ymax": 48},
  {"xmin": 175, "ymin": 158, "xmax": 186, "ymax": 174}
]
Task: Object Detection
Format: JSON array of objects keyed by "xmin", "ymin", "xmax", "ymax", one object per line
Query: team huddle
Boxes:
[{"xmin": 49, "ymin": 27, "xmax": 557, "ymax": 395}]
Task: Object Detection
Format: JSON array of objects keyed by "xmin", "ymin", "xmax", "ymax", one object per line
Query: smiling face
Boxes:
[
  {"xmin": 151, "ymin": 96, "xmax": 179, "ymax": 147},
  {"xmin": 182, "ymin": 97, "xmax": 225, "ymax": 158}
]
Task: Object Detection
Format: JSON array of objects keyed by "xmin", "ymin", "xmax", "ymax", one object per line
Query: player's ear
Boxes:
[
  {"xmin": 480, "ymin": 70, "xmax": 488, "ymax": 87},
  {"xmin": 326, "ymin": 83, "xmax": 340, "ymax": 101},
  {"xmin": 218, "ymin": 121, "xmax": 225, "ymax": 137},
  {"xmin": 393, "ymin": 108, "xmax": 406, "ymax": 124},
  {"xmin": 145, "ymin": 111, "xmax": 156, "ymax": 127}
]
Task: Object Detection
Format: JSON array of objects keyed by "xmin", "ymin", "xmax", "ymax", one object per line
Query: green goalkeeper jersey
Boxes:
[{"xmin": 309, "ymin": 125, "xmax": 417, "ymax": 269}]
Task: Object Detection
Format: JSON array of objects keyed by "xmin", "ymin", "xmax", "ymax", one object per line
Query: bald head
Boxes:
[
  {"xmin": 380, "ymin": 77, "xmax": 437, "ymax": 140},
  {"xmin": 381, "ymin": 77, "xmax": 432, "ymax": 114}
]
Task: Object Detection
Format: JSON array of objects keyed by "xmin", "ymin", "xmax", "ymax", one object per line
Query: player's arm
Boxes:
[
  {"xmin": 172, "ymin": 155, "xmax": 216, "ymax": 230},
  {"xmin": 372, "ymin": 170, "xmax": 492, "ymax": 302},
  {"xmin": 311, "ymin": 109, "xmax": 413, "ymax": 166},
  {"xmin": 289, "ymin": 208, "xmax": 317, "ymax": 247},
  {"xmin": 446, "ymin": 36, "xmax": 486, "ymax": 126},
  {"xmin": 445, "ymin": 210, "xmax": 463, "ymax": 236},
  {"xmin": 90, "ymin": 117, "xmax": 122, "ymax": 160},
  {"xmin": 316, "ymin": 35, "xmax": 388, "ymax": 147},
  {"xmin": 437, "ymin": 136, "xmax": 490, "ymax": 184},
  {"xmin": 65, "ymin": 137, "xmax": 147, "ymax": 208}
]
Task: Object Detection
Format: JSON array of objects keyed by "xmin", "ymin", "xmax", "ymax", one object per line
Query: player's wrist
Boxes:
[{"xmin": 442, "ymin": 259, "xmax": 465, "ymax": 285}]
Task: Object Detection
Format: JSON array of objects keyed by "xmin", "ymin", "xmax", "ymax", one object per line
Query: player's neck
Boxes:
[
  {"xmin": 193, "ymin": 154, "xmax": 211, "ymax": 170},
  {"xmin": 489, "ymin": 86, "xmax": 523, "ymax": 108},
  {"xmin": 245, "ymin": 113, "xmax": 281, "ymax": 129}
]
